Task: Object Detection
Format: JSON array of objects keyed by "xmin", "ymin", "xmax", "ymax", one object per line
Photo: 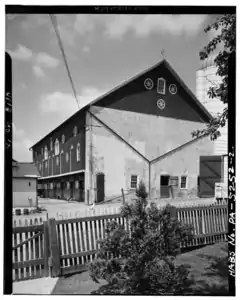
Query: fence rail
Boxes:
[
  {"xmin": 12, "ymin": 201, "xmax": 228, "ymax": 281},
  {"xmin": 13, "ymin": 213, "xmax": 48, "ymax": 227},
  {"xmin": 12, "ymin": 223, "xmax": 48, "ymax": 282}
]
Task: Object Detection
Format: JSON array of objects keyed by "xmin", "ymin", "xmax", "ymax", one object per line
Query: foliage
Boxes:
[
  {"xmin": 89, "ymin": 182, "xmax": 193, "ymax": 295},
  {"xmin": 192, "ymin": 14, "xmax": 235, "ymax": 140}
]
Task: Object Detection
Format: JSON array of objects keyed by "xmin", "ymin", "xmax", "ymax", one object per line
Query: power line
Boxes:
[{"xmin": 49, "ymin": 14, "xmax": 80, "ymax": 109}]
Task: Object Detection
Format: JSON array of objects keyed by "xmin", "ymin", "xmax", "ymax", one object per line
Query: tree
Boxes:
[
  {"xmin": 192, "ymin": 14, "xmax": 236, "ymax": 140},
  {"xmin": 89, "ymin": 181, "xmax": 193, "ymax": 295}
]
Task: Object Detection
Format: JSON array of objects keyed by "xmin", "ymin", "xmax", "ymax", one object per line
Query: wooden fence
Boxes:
[
  {"xmin": 13, "ymin": 213, "xmax": 48, "ymax": 227},
  {"xmin": 12, "ymin": 201, "xmax": 228, "ymax": 281},
  {"xmin": 12, "ymin": 223, "xmax": 49, "ymax": 282}
]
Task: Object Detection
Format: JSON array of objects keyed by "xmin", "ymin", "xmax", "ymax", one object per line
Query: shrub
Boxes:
[{"xmin": 89, "ymin": 181, "xmax": 194, "ymax": 295}]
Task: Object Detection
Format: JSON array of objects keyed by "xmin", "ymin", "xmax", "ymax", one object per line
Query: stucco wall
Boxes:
[
  {"xmin": 85, "ymin": 111, "xmax": 214, "ymax": 203},
  {"xmin": 85, "ymin": 112, "xmax": 149, "ymax": 204},
  {"xmin": 13, "ymin": 178, "xmax": 37, "ymax": 207},
  {"xmin": 151, "ymin": 136, "xmax": 214, "ymax": 199},
  {"xmin": 91, "ymin": 106, "xmax": 207, "ymax": 161}
]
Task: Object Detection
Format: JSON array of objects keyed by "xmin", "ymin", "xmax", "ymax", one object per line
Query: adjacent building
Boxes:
[
  {"xmin": 13, "ymin": 159, "xmax": 40, "ymax": 207},
  {"xmin": 31, "ymin": 58, "xmax": 222, "ymax": 204},
  {"xmin": 196, "ymin": 56, "xmax": 228, "ymax": 198}
]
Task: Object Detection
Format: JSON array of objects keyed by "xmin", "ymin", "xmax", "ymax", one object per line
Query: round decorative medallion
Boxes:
[
  {"xmin": 157, "ymin": 98, "xmax": 165, "ymax": 110},
  {"xmin": 144, "ymin": 78, "xmax": 154, "ymax": 90},
  {"xmin": 169, "ymin": 84, "xmax": 177, "ymax": 95}
]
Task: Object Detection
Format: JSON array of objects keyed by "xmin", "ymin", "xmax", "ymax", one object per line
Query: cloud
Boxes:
[
  {"xmin": 57, "ymin": 14, "xmax": 207, "ymax": 41},
  {"xmin": 8, "ymin": 44, "xmax": 33, "ymax": 61},
  {"xmin": 82, "ymin": 46, "xmax": 90, "ymax": 53},
  {"xmin": 104, "ymin": 15, "xmax": 208, "ymax": 39},
  {"xmin": 74, "ymin": 15, "xmax": 97, "ymax": 35},
  {"xmin": 21, "ymin": 14, "xmax": 49, "ymax": 31},
  {"xmin": 39, "ymin": 87, "xmax": 106, "ymax": 119},
  {"xmin": 35, "ymin": 52, "xmax": 60, "ymax": 68},
  {"xmin": 8, "ymin": 44, "xmax": 60, "ymax": 78},
  {"xmin": 33, "ymin": 65, "xmax": 45, "ymax": 77},
  {"xmin": 13, "ymin": 123, "xmax": 33, "ymax": 161}
]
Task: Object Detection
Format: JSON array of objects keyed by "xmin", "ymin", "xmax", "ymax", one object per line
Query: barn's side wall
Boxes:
[
  {"xmin": 151, "ymin": 136, "xmax": 214, "ymax": 200},
  {"xmin": 85, "ymin": 109, "xmax": 214, "ymax": 203},
  {"xmin": 91, "ymin": 106, "xmax": 207, "ymax": 161},
  {"xmin": 13, "ymin": 178, "xmax": 38, "ymax": 207},
  {"xmin": 85, "ymin": 111, "xmax": 149, "ymax": 204}
]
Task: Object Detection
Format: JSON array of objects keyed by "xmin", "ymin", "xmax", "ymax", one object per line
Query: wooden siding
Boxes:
[{"xmin": 35, "ymin": 132, "xmax": 85, "ymax": 177}]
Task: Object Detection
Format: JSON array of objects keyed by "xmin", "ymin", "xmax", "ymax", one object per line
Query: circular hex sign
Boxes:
[
  {"xmin": 157, "ymin": 98, "xmax": 165, "ymax": 110},
  {"xmin": 144, "ymin": 78, "xmax": 154, "ymax": 90},
  {"xmin": 169, "ymin": 84, "xmax": 177, "ymax": 95}
]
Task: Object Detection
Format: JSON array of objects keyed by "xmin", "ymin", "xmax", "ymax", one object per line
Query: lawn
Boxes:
[{"xmin": 52, "ymin": 241, "xmax": 229, "ymax": 295}]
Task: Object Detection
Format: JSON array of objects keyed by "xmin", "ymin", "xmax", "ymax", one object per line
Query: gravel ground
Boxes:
[{"xmin": 38, "ymin": 196, "xmax": 217, "ymax": 220}]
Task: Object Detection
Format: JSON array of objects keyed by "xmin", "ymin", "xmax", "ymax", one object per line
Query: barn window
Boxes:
[
  {"xmin": 73, "ymin": 126, "xmax": 78, "ymax": 137},
  {"xmin": 130, "ymin": 175, "xmax": 138, "ymax": 189},
  {"xmin": 180, "ymin": 176, "xmax": 188, "ymax": 189},
  {"xmin": 50, "ymin": 138, "xmax": 53, "ymax": 151},
  {"xmin": 66, "ymin": 152, "xmax": 69, "ymax": 162},
  {"xmin": 62, "ymin": 134, "xmax": 65, "ymax": 144},
  {"xmin": 55, "ymin": 139, "xmax": 60, "ymax": 155},
  {"xmin": 157, "ymin": 78, "xmax": 166, "ymax": 95},
  {"xmin": 76, "ymin": 143, "xmax": 80, "ymax": 162},
  {"xmin": 44, "ymin": 146, "xmax": 48, "ymax": 160}
]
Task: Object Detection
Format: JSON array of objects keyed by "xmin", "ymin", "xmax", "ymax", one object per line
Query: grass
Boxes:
[{"xmin": 52, "ymin": 241, "xmax": 229, "ymax": 295}]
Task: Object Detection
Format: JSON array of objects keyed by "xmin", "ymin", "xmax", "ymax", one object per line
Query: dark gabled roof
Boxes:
[
  {"xmin": 13, "ymin": 162, "xmax": 40, "ymax": 178},
  {"xmin": 30, "ymin": 58, "xmax": 213, "ymax": 149}
]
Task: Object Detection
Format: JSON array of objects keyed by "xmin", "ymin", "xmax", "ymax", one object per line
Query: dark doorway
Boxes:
[
  {"xmin": 70, "ymin": 181, "xmax": 74, "ymax": 198},
  {"xmin": 79, "ymin": 181, "xmax": 84, "ymax": 202},
  {"xmin": 60, "ymin": 182, "xmax": 64, "ymax": 199},
  {"xmin": 199, "ymin": 156, "xmax": 222, "ymax": 197},
  {"xmin": 53, "ymin": 185, "xmax": 57, "ymax": 198},
  {"xmin": 160, "ymin": 175, "xmax": 170, "ymax": 198},
  {"xmin": 96, "ymin": 173, "xmax": 105, "ymax": 203}
]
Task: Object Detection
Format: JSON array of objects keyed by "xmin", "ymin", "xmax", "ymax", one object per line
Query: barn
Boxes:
[
  {"xmin": 30, "ymin": 58, "xmax": 220, "ymax": 205},
  {"xmin": 13, "ymin": 159, "xmax": 40, "ymax": 208}
]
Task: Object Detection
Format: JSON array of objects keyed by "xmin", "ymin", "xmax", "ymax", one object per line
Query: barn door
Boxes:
[
  {"xmin": 96, "ymin": 173, "xmax": 105, "ymax": 203},
  {"xmin": 60, "ymin": 182, "xmax": 64, "ymax": 199},
  {"xmin": 160, "ymin": 175, "xmax": 170, "ymax": 198},
  {"xmin": 199, "ymin": 156, "xmax": 222, "ymax": 197}
]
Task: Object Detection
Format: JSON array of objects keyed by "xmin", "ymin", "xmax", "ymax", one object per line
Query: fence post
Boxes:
[
  {"xmin": 48, "ymin": 218, "xmax": 61, "ymax": 277},
  {"xmin": 121, "ymin": 188, "xmax": 125, "ymax": 204},
  {"xmin": 43, "ymin": 221, "xmax": 50, "ymax": 277}
]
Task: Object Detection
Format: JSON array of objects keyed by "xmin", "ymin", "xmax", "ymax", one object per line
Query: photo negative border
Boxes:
[{"xmin": 5, "ymin": 5, "xmax": 236, "ymax": 296}]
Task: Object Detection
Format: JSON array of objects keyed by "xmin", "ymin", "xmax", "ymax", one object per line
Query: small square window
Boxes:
[
  {"xmin": 180, "ymin": 176, "xmax": 187, "ymax": 189},
  {"xmin": 130, "ymin": 175, "xmax": 138, "ymax": 189}
]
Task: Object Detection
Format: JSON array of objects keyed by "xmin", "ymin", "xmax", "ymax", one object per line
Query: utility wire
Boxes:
[{"xmin": 49, "ymin": 14, "xmax": 80, "ymax": 109}]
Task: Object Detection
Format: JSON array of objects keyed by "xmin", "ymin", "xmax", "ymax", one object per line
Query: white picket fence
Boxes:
[{"xmin": 13, "ymin": 213, "xmax": 48, "ymax": 227}]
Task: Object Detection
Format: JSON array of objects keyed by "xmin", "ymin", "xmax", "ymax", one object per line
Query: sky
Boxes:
[{"xmin": 6, "ymin": 13, "xmax": 220, "ymax": 162}]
